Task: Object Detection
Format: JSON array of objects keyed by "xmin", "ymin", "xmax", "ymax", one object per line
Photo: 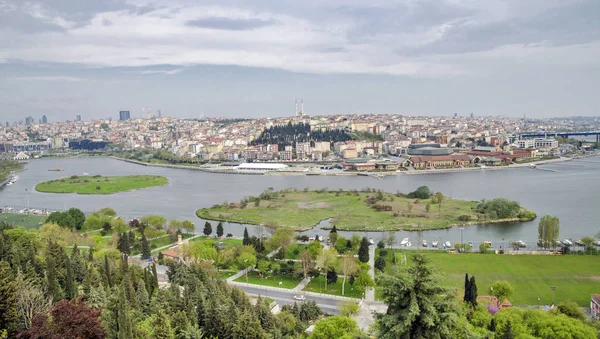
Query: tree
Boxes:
[
  {"xmin": 216, "ymin": 222, "xmax": 224, "ymax": 238},
  {"xmin": 18, "ymin": 299, "xmax": 106, "ymax": 339},
  {"xmin": 141, "ymin": 234, "xmax": 151, "ymax": 260},
  {"xmin": 385, "ymin": 231, "xmax": 396, "ymax": 248},
  {"xmin": 310, "ymin": 316, "xmax": 360, "ymax": 339},
  {"xmin": 140, "ymin": 215, "xmax": 166, "ymax": 230},
  {"xmin": 65, "ymin": 256, "xmax": 76, "ymax": 300},
  {"xmin": 203, "ymin": 222, "xmax": 212, "ymax": 237},
  {"xmin": 407, "ymin": 186, "xmax": 432, "ymax": 199},
  {"xmin": 315, "ymin": 247, "xmax": 338, "ymax": 290},
  {"xmin": 339, "ymin": 300, "xmax": 360, "ymax": 317},
  {"xmin": 329, "ymin": 229, "xmax": 338, "ymax": 246},
  {"xmin": 0, "ymin": 262, "xmax": 18, "ymax": 336},
  {"xmin": 353, "ymin": 267, "xmax": 374, "ymax": 297},
  {"xmin": 490, "ymin": 281, "xmax": 514, "ymax": 307},
  {"xmin": 463, "ymin": 273, "xmax": 470, "ymax": 303},
  {"xmin": 97, "ymin": 207, "xmax": 116, "ymax": 217},
  {"xmin": 339, "ymin": 252, "xmax": 359, "ymax": 296},
  {"xmin": 436, "ymin": 192, "xmax": 444, "ymax": 213},
  {"xmin": 326, "ymin": 269, "xmax": 338, "ymax": 285},
  {"xmin": 377, "ymin": 240, "xmax": 385, "ymax": 249},
  {"xmin": 117, "ymin": 232, "xmax": 130, "ymax": 255},
  {"xmin": 358, "ymin": 237, "xmax": 369, "ymax": 263},
  {"xmin": 67, "ymin": 208, "xmax": 86, "ymax": 231},
  {"xmin": 377, "ymin": 254, "xmax": 458, "ymax": 339},
  {"xmin": 152, "ymin": 309, "xmax": 174, "ymax": 339},
  {"xmin": 299, "ymin": 250, "xmax": 314, "ymax": 280},
  {"xmin": 538, "ymin": 215, "xmax": 560, "ymax": 249},
  {"xmin": 14, "ymin": 276, "xmax": 51, "ymax": 330},
  {"xmin": 181, "ymin": 220, "xmax": 195, "ymax": 234},
  {"xmin": 469, "ymin": 276, "xmax": 478, "ymax": 306},
  {"xmin": 334, "ymin": 236, "xmax": 347, "ymax": 253},
  {"xmin": 243, "ymin": 227, "xmax": 250, "ymax": 246},
  {"xmin": 556, "ymin": 300, "xmax": 585, "ymax": 321},
  {"xmin": 375, "ymin": 256, "xmax": 386, "ymax": 272},
  {"xmin": 501, "ymin": 319, "xmax": 514, "ymax": 339}
]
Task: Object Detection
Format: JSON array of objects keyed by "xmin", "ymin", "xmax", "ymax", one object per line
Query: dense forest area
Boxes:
[{"xmin": 250, "ymin": 122, "xmax": 352, "ymax": 149}]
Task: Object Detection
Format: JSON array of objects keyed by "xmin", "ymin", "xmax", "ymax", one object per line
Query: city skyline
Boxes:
[{"xmin": 0, "ymin": 0, "xmax": 599, "ymax": 121}]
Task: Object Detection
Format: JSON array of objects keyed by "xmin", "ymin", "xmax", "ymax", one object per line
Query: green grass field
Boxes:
[
  {"xmin": 188, "ymin": 237, "xmax": 243, "ymax": 248},
  {"xmin": 0, "ymin": 213, "xmax": 46, "ymax": 229},
  {"xmin": 234, "ymin": 271, "xmax": 303, "ymax": 289},
  {"xmin": 35, "ymin": 175, "xmax": 168, "ymax": 194},
  {"xmin": 197, "ymin": 189, "xmax": 533, "ymax": 231},
  {"xmin": 303, "ymin": 274, "xmax": 363, "ymax": 299},
  {"xmin": 377, "ymin": 250, "xmax": 600, "ymax": 306}
]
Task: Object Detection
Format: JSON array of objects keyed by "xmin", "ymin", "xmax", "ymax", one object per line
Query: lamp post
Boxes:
[
  {"xmin": 244, "ymin": 259, "xmax": 249, "ymax": 283},
  {"xmin": 460, "ymin": 227, "xmax": 464, "ymax": 253},
  {"xmin": 537, "ymin": 297, "xmax": 541, "ymax": 309},
  {"xmin": 551, "ymin": 286, "xmax": 556, "ymax": 305}
]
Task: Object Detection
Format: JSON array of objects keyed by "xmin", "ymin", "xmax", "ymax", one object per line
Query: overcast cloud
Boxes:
[{"xmin": 0, "ymin": 0, "xmax": 599, "ymax": 121}]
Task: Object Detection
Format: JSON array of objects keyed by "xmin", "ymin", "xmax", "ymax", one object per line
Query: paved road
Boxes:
[{"xmin": 234, "ymin": 285, "xmax": 343, "ymax": 315}]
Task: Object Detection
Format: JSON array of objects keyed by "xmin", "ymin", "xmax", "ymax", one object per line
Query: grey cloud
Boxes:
[
  {"xmin": 0, "ymin": 9, "xmax": 65, "ymax": 33},
  {"xmin": 407, "ymin": 0, "xmax": 600, "ymax": 55},
  {"xmin": 186, "ymin": 17, "xmax": 276, "ymax": 31}
]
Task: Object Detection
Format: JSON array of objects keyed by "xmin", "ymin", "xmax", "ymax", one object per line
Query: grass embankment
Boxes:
[
  {"xmin": 377, "ymin": 250, "xmax": 600, "ymax": 306},
  {"xmin": 35, "ymin": 175, "xmax": 168, "ymax": 194},
  {"xmin": 196, "ymin": 189, "xmax": 534, "ymax": 231},
  {"xmin": 234, "ymin": 271, "xmax": 303, "ymax": 289},
  {"xmin": 0, "ymin": 160, "xmax": 23, "ymax": 182},
  {"xmin": 303, "ymin": 274, "xmax": 364, "ymax": 299},
  {"xmin": 0, "ymin": 213, "xmax": 46, "ymax": 229}
]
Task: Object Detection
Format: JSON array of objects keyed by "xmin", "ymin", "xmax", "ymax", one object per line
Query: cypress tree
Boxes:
[
  {"xmin": 46, "ymin": 255, "xmax": 63, "ymax": 303},
  {"xmin": 464, "ymin": 273, "xmax": 470, "ymax": 303},
  {"xmin": 502, "ymin": 320, "xmax": 514, "ymax": 339},
  {"xmin": 116, "ymin": 284, "xmax": 134, "ymax": 339},
  {"xmin": 243, "ymin": 227, "xmax": 250, "ymax": 245},
  {"xmin": 217, "ymin": 222, "xmax": 224, "ymax": 238},
  {"xmin": 117, "ymin": 232, "xmax": 130, "ymax": 255},
  {"xmin": 88, "ymin": 247, "xmax": 94, "ymax": 262},
  {"xmin": 141, "ymin": 234, "xmax": 151, "ymax": 260},
  {"xmin": 153, "ymin": 309, "xmax": 174, "ymax": 339},
  {"xmin": 358, "ymin": 237, "xmax": 370, "ymax": 263},
  {"xmin": 203, "ymin": 222, "xmax": 212, "ymax": 237},
  {"xmin": 128, "ymin": 230, "xmax": 135, "ymax": 246},
  {"xmin": 104, "ymin": 255, "xmax": 112, "ymax": 288},
  {"xmin": 469, "ymin": 276, "xmax": 478, "ymax": 306},
  {"xmin": 151, "ymin": 263, "xmax": 159, "ymax": 296},
  {"xmin": 65, "ymin": 256, "xmax": 76, "ymax": 300},
  {"xmin": 136, "ymin": 279, "xmax": 150, "ymax": 314}
]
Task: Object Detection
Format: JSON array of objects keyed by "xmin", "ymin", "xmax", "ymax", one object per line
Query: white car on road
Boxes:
[{"xmin": 293, "ymin": 295, "xmax": 306, "ymax": 301}]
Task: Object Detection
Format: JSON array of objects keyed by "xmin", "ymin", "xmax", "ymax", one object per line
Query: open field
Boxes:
[
  {"xmin": 303, "ymin": 274, "xmax": 364, "ymax": 299},
  {"xmin": 234, "ymin": 271, "xmax": 303, "ymax": 289},
  {"xmin": 197, "ymin": 189, "xmax": 534, "ymax": 231},
  {"xmin": 0, "ymin": 213, "xmax": 46, "ymax": 229},
  {"xmin": 376, "ymin": 249, "xmax": 600, "ymax": 306},
  {"xmin": 188, "ymin": 237, "xmax": 243, "ymax": 248},
  {"xmin": 35, "ymin": 175, "xmax": 168, "ymax": 194}
]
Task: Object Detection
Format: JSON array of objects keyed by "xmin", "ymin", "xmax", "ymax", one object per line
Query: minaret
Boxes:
[
  {"xmin": 295, "ymin": 99, "xmax": 298, "ymax": 116},
  {"xmin": 300, "ymin": 99, "xmax": 304, "ymax": 116}
]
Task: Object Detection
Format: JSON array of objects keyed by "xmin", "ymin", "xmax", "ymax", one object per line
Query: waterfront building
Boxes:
[
  {"xmin": 41, "ymin": 115, "xmax": 48, "ymax": 124},
  {"xmin": 591, "ymin": 294, "xmax": 600, "ymax": 320}
]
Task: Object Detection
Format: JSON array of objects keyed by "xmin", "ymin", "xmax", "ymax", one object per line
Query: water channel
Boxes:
[{"xmin": 1, "ymin": 156, "xmax": 599, "ymax": 247}]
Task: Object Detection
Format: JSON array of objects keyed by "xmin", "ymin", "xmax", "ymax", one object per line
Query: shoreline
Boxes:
[
  {"xmin": 34, "ymin": 174, "xmax": 169, "ymax": 195},
  {"xmin": 110, "ymin": 155, "xmax": 581, "ymax": 177}
]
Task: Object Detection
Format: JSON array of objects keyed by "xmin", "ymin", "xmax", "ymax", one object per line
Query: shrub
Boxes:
[
  {"xmin": 93, "ymin": 175, "xmax": 101, "ymax": 178},
  {"xmin": 96, "ymin": 186, "xmax": 101, "ymax": 190},
  {"xmin": 70, "ymin": 175, "xmax": 78, "ymax": 179},
  {"xmin": 457, "ymin": 215, "xmax": 471, "ymax": 221},
  {"xmin": 407, "ymin": 186, "xmax": 432, "ymax": 199}
]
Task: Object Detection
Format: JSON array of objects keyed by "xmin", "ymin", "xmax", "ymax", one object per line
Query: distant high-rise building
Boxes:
[
  {"xmin": 42, "ymin": 115, "xmax": 47, "ymax": 124},
  {"xmin": 157, "ymin": 109, "xmax": 161, "ymax": 118},
  {"xmin": 76, "ymin": 115, "xmax": 81, "ymax": 122},
  {"xmin": 25, "ymin": 116, "xmax": 34, "ymax": 125},
  {"xmin": 5, "ymin": 122, "xmax": 8, "ymax": 127},
  {"xmin": 119, "ymin": 110, "xmax": 131, "ymax": 121}
]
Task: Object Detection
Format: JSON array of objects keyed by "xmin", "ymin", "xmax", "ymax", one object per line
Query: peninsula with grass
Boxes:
[
  {"xmin": 35, "ymin": 174, "xmax": 168, "ymax": 194},
  {"xmin": 196, "ymin": 187, "xmax": 536, "ymax": 231}
]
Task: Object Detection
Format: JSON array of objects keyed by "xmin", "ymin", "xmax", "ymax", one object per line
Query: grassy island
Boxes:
[
  {"xmin": 196, "ymin": 187, "xmax": 536, "ymax": 231},
  {"xmin": 35, "ymin": 175, "xmax": 168, "ymax": 194}
]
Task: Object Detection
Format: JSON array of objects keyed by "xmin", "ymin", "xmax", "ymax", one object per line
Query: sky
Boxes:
[{"xmin": 0, "ymin": 0, "xmax": 599, "ymax": 122}]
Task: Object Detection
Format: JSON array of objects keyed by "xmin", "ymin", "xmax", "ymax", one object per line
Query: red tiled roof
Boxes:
[
  {"xmin": 161, "ymin": 246, "xmax": 180, "ymax": 258},
  {"xmin": 592, "ymin": 294, "xmax": 600, "ymax": 304}
]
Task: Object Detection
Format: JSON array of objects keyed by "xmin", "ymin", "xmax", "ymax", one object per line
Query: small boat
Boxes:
[
  {"xmin": 575, "ymin": 240, "xmax": 584, "ymax": 246},
  {"xmin": 514, "ymin": 240, "xmax": 527, "ymax": 248},
  {"xmin": 400, "ymin": 237, "xmax": 409, "ymax": 246},
  {"xmin": 368, "ymin": 238, "xmax": 374, "ymax": 245},
  {"xmin": 432, "ymin": 241, "xmax": 438, "ymax": 248},
  {"xmin": 444, "ymin": 241, "xmax": 452, "ymax": 248},
  {"xmin": 595, "ymin": 240, "xmax": 600, "ymax": 247},
  {"xmin": 48, "ymin": 168, "xmax": 63, "ymax": 171},
  {"xmin": 422, "ymin": 240, "xmax": 427, "ymax": 247},
  {"xmin": 83, "ymin": 172, "xmax": 89, "ymax": 175},
  {"xmin": 5, "ymin": 182, "xmax": 12, "ymax": 186},
  {"xmin": 406, "ymin": 242, "xmax": 412, "ymax": 248},
  {"xmin": 562, "ymin": 239, "xmax": 573, "ymax": 246}
]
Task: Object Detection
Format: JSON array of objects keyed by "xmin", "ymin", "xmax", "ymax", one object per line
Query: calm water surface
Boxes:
[{"xmin": 1, "ymin": 156, "xmax": 599, "ymax": 245}]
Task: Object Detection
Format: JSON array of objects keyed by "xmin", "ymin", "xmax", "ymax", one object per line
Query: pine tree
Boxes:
[
  {"xmin": 464, "ymin": 273, "xmax": 470, "ymax": 303},
  {"xmin": 153, "ymin": 309, "xmax": 174, "ymax": 339},
  {"xmin": 65, "ymin": 256, "xmax": 76, "ymax": 300},
  {"xmin": 469, "ymin": 276, "xmax": 478, "ymax": 306},
  {"xmin": 151, "ymin": 263, "xmax": 159, "ymax": 296},
  {"xmin": 216, "ymin": 222, "xmax": 224, "ymax": 238},
  {"xmin": 104, "ymin": 255, "xmax": 112, "ymax": 288},
  {"xmin": 243, "ymin": 227, "xmax": 250, "ymax": 245},
  {"xmin": 46, "ymin": 255, "xmax": 63, "ymax": 303},
  {"xmin": 141, "ymin": 234, "xmax": 151, "ymax": 260},
  {"xmin": 203, "ymin": 222, "xmax": 212, "ymax": 237},
  {"xmin": 136, "ymin": 279, "xmax": 150, "ymax": 314},
  {"xmin": 88, "ymin": 247, "xmax": 94, "ymax": 262},
  {"xmin": 128, "ymin": 230, "xmax": 135, "ymax": 246},
  {"xmin": 0, "ymin": 261, "xmax": 18, "ymax": 336},
  {"xmin": 117, "ymin": 232, "xmax": 130, "ymax": 255},
  {"xmin": 358, "ymin": 237, "xmax": 370, "ymax": 263}
]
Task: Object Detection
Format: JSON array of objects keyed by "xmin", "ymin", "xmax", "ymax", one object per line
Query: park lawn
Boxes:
[
  {"xmin": 0, "ymin": 213, "xmax": 46, "ymax": 229},
  {"xmin": 197, "ymin": 189, "xmax": 533, "ymax": 231},
  {"xmin": 131, "ymin": 233, "xmax": 193, "ymax": 255},
  {"xmin": 189, "ymin": 237, "xmax": 243, "ymax": 248},
  {"xmin": 234, "ymin": 271, "xmax": 303, "ymax": 289},
  {"xmin": 35, "ymin": 175, "xmax": 168, "ymax": 194},
  {"xmin": 303, "ymin": 274, "xmax": 363, "ymax": 299},
  {"xmin": 377, "ymin": 250, "xmax": 600, "ymax": 306},
  {"xmin": 285, "ymin": 243, "xmax": 310, "ymax": 259},
  {"xmin": 217, "ymin": 271, "xmax": 238, "ymax": 279}
]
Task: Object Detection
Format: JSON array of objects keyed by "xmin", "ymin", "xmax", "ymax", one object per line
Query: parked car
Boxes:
[{"xmin": 293, "ymin": 295, "xmax": 306, "ymax": 301}]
